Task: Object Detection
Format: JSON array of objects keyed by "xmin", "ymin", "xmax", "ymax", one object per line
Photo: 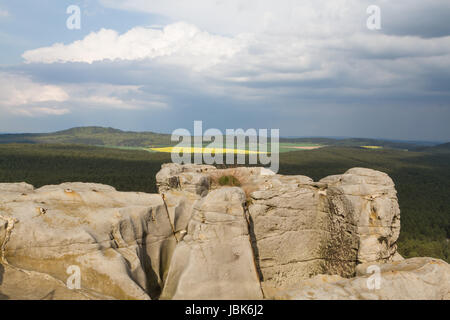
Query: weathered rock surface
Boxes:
[
  {"xmin": 321, "ymin": 168, "xmax": 400, "ymax": 264},
  {"xmin": 0, "ymin": 263, "xmax": 112, "ymax": 300},
  {"xmin": 157, "ymin": 165, "xmax": 402, "ymax": 293},
  {"xmin": 0, "ymin": 165, "xmax": 448, "ymax": 300},
  {"xmin": 0, "ymin": 182, "xmax": 177, "ymax": 300},
  {"xmin": 160, "ymin": 187, "xmax": 263, "ymax": 300},
  {"xmin": 271, "ymin": 258, "xmax": 450, "ymax": 300}
]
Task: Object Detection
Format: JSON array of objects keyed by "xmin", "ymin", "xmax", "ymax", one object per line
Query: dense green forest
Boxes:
[
  {"xmin": 0, "ymin": 143, "xmax": 448, "ymax": 262},
  {"xmin": 0, "ymin": 144, "xmax": 171, "ymax": 193}
]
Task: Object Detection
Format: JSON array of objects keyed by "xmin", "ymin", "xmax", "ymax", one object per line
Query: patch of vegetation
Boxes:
[{"xmin": 218, "ymin": 175, "xmax": 242, "ymax": 187}]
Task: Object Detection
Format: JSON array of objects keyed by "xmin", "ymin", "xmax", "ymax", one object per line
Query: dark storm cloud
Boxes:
[{"xmin": 381, "ymin": 1, "xmax": 450, "ymax": 38}]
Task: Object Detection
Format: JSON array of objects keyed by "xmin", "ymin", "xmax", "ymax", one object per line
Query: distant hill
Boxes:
[
  {"xmin": 436, "ymin": 142, "xmax": 450, "ymax": 149},
  {"xmin": 418, "ymin": 142, "xmax": 450, "ymax": 153},
  {"xmin": 0, "ymin": 126, "xmax": 444, "ymax": 150},
  {"xmin": 279, "ymin": 137, "xmax": 428, "ymax": 150},
  {"xmin": 0, "ymin": 126, "xmax": 172, "ymax": 147}
]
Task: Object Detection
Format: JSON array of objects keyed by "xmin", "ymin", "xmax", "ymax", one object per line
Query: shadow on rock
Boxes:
[{"xmin": 0, "ymin": 264, "xmax": 9, "ymax": 300}]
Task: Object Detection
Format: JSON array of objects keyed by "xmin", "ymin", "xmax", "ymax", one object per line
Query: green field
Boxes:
[
  {"xmin": 279, "ymin": 142, "xmax": 324, "ymax": 152},
  {"xmin": 0, "ymin": 142, "xmax": 448, "ymax": 262}
]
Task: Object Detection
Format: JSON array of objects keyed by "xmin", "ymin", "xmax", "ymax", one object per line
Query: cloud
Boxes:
[
  {"xmin": 99, "ymin": 0, "xmax": 366, "ymax": 36},
  {"xmin": 0, "ymin": 72, "xmax": 168, "ymax": 117},
  {"xmin": 67, "ymin": 83, "xmax": 169, "ymax": 110},
  {"xmin": 20, "ymin": 21, "xmax": 450, "ymax": 107},
  {"xmin": 22, "ymin": 22, "xmax": 245, "ymax": 70},
  {"xmin": 31, "ymin": 107, "xmax": 71, "ymax": 116},
  {"xmin": 380, "ymin": 1, "xmax": 450, "ymax": 38},
  {"xmin": 99, "ymin": 0, "xmax": 450, "ymax": 38},
  {"xmin": 17, "ymin": 21, "xmax": 450, "ymax": 108},
  {"xmin": 0, "ymin": 72, "xmax": 69, "ymax": 116},
  {"xmin": 6, "ymin": 0, "xmax": 450, "ymax": 139}
]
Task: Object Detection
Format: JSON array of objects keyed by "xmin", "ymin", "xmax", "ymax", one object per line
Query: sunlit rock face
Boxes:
[
  {"xmin": 271, "ymin": 258, "xmax": 450, "ymax": 300},
  {"xmin": 0, "ymin": 182, "xmax": 173, "ymax": 300},
  {"xmin": 156, "ymin": 164, "xmax": 401, "ymax": 294},
  {"xmin": 0, "ymin": 165, "xmax": 447, "ymax": 300},
  {"xmin": 160, "ymin": 187, "xmax": 264, "ymax": 300}
]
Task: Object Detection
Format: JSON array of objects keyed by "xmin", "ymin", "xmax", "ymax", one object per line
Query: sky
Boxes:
[{"xmin": 0, "ymin": 0, "xmax": 449, "ymax": 141}]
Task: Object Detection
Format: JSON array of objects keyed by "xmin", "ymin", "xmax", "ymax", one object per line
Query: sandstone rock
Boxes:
[
  {"xmin": 247, "ymin": 174, "xmax": 332, "ymax": 290},
  {"xmin": 0, "ymin": 182, "xmax": 34, "ymax": 194},
  {"xmin": 322, "ymin": 168, "xmax": 401, "ymax": 264},
  {"xmin": 271, "ymin": 258, "xmax": 450, "ymax": 300},
  {"xmin": 0, "ymin": 263, "xmax": 112, "ymax": 300},
  {"xmin": 156, "ymin": 163, "xmax": 215, "ymax": 196},
  {"xmin": 0, "ymin": 182, "xmax": 178, "ymax": 299},
  {"xmin": 245, "ymin": 167, "xmax": 400, "ymax": 292},
  {"xmin": 160, "ymin": 187, "xmax": 264, "ymax": 300},
  {"xmin": 0, "ymin": 164, "xmax": 447, "ymax": 300},
  {"xmin": 153, "ymin": 165, "xmax": 403, "ymax": 294}
]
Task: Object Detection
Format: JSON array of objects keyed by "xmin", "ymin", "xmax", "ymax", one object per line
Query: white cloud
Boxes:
[
  {"xmin": 0, "ymin": 72, "xmax": 168, "ymax": 117},
  {"xmin": 0, "ymin": 72, "xmax": 69, "ymax": 116},
  {"xmin": 22, "ymin": 1, "xmax": 450, "ymax": 89},
  {"xmin": 99, "ymin": 0, "xmax": 367, "ymax": 36},
  {"xmin": 18, "ymin": 22, "xmax": 450, "ymax": 113},
  {"xmin": 99, "ymin": 0, "xmax": 450, "ymax": 38},
  {"xmin": 22, "ymin": 22, "xmax": 245, "ymax": 70}
]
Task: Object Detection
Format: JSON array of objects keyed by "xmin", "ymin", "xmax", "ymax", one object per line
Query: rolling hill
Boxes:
[
  {"xmin": 0, "ymin": 127, "xmax": 172, "ymax": 147},
  {"xmin": 0, "ymin": 127, "xmax": 443, "ymax": 150}
]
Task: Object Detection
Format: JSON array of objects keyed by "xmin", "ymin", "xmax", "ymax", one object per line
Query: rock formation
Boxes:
[
  {"xmin": 0, "ymin": 164, "xmax": 448, "ymax": 300},
  {"xmin": 272, "ymin": 258, "xmax": 450, "ymax": 300}
]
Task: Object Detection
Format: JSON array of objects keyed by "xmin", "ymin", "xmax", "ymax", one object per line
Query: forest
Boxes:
[{"xmin": 0, "ymin": 143, "xmax": 448, "ymax": 262}]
